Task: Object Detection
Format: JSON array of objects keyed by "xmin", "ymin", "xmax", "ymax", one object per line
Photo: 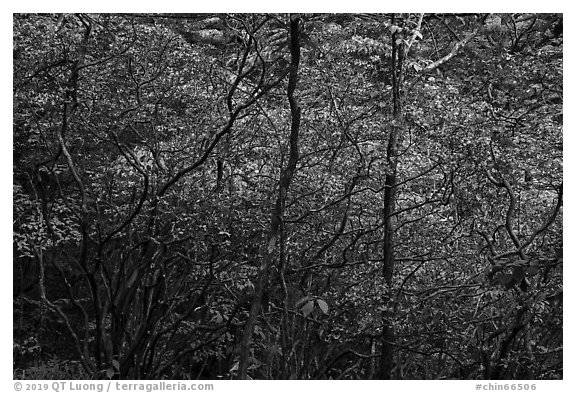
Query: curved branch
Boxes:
[
  {"xmin": 421, "ymin": 29, "xmax": 478, "ymax": 73},
  {"xmin": 521, "ymin": 182, "xmax": 563, "ymax": 251},
  {"xmin": 237, "ymin": 14, "xmax": 302, "ymax": 380}
]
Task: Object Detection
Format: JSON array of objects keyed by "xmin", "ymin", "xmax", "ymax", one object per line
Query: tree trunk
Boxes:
[
  {"xmin": 378, "ymin": 19, "xmax": 405, "ymax": 379},
  {"xmin": 237, "ymin": 15, "xmax": 302, "ymax": 380}
]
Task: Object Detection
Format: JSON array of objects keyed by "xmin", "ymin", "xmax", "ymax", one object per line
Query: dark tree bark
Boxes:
[
  {"xmin": 378, "ymin": 14, "xmax": 407, "ymax": 379},
  {"xmin": 237, "ymin": 14, "xmax": 302, "ymax": 380}
]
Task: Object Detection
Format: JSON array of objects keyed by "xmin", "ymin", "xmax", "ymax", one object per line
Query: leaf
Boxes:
[
  {"xmin": 317, "ymin": 299, "xmax": 329, "ymax": 314},
  {"xmin": 213, "ymin": 312, "xmax": 224, "ymax": 324},
  {"xmin": 535, "ymin": 292, "xmax": 547, "ymax": 303},
  {"xmin": 254, "ymin": 325, "xmax": 265, "ymax": 339},
  {"xmin": 302, "ymin": 300, "xmax": 314, "ymax": 316},
  {"xmin": 295, "ymin": 296, "xmax": 311, "ymax": 308},
  {"xmin": 105, "ymin": 367, "xmax": 114, "ymax": 379},
  {"xmin": 112, "ymin": 359, "xmax": 120, "ymax": 371}
]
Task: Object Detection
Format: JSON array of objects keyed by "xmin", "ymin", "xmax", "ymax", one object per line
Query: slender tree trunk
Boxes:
[
  {"xmin": 237, "ymin": 15, "xmax": 301, "ymax": 380},
  {"xmin": 378, "ymin": 19, "xmax": 405, "ymax": 379}
]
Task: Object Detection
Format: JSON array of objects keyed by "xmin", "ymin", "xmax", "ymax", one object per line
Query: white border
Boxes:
[{"xmin": 3, "ymin": 3, "xmax": 572, "ymax": 391}]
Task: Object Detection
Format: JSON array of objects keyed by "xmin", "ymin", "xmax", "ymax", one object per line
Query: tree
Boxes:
[{"xmin": 14, "ymin": 13, "xmax": 562, "ymax": 380}]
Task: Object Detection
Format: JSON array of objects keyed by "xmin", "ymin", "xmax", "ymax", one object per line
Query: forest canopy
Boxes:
[{"xmin": 13, "ymin": 13, "xmax": 562, "ymax": 380}]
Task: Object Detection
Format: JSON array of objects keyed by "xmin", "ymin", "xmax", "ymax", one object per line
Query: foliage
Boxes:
[{"xmin": 14, "ymin": 13, "xmax": 562, "ymax": 380}]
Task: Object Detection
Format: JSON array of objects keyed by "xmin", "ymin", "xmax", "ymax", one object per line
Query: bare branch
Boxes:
[{"xmin": 421, "ymin": 29, "xmax": 478, "ymax": 73}]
